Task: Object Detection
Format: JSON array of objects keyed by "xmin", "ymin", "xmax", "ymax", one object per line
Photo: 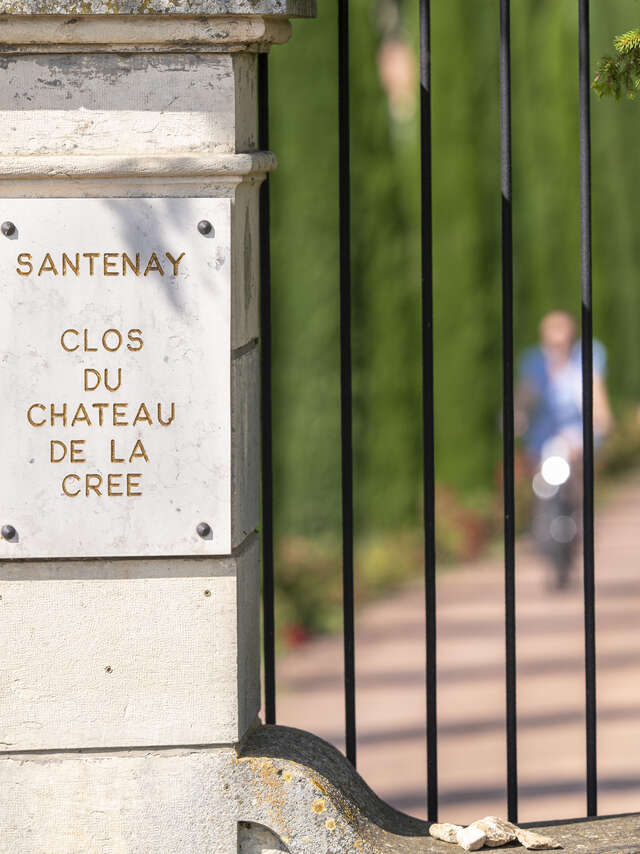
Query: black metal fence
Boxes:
[{"xmin": 259, "ymin": 0, "xmax": 600, "ymax": 825}]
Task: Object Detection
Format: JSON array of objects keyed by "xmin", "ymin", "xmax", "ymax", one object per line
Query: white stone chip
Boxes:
[
  {"xmin": 456, "ymin": 825, "xmax": 487, "ymax": 851},
  {"xmin": 514, "ymin": 827, "xmax": 562, "ymax": 850},
  {"xmin": 429, "ymin": 816, "xmax": 561, "ymax": 851},
  {"xmin": 429, "ymin": 823, "xmax": 464, "ymax": 844},
  {"xmin": 470, "ymin": 816, "xmax": 517, "ymax": 847}
]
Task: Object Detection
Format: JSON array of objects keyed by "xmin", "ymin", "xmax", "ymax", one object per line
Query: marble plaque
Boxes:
[{"xmin": 0, "ymin": 198, "xmax": 231, "ymax": 558}]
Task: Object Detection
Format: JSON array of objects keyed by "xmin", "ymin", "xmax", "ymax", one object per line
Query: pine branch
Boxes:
[
  {"xmin": 593, "ymin": 28, "xmax": 640, "ymax": 99},
  {"xmin": 614, "ymin": 29, "xmax": 640, "ymax": 55}
]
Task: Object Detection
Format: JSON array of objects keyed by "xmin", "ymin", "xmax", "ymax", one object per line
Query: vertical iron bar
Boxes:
[
  {"xmin": 579, "ymin": 0, "xmax": 597, "ymax": 817},
  {"xmin": 258, "ymin": 51, "xmax": 276, "ymax": 726},
  {"xmin": 500, "ymin": 0, "xmax": 518, "ymax": 825},
  {"xmin": 419, "ymin": 0, "xmax": 438, "ymax": 822},
  {"xmin": 338, "ymin": 0, "xmax": 356, "ymax": 766}
]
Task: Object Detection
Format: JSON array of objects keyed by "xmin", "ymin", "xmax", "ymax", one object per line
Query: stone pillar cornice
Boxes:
[
  {"xmin": 0, "ymin": 3, "xmax": 302, "ymax": 185},
  {"xmin": 0, "ymin": 0, "xmax": 315, "ymax": 53},
  {"xmin": 0, "ymin": 14, "xmax": 304, "ymax": 53}
]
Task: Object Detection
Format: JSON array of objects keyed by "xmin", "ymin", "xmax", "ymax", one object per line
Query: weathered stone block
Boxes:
[
  {"xmin": 0, "ymin": 536, "xmax": 259, "ymax": 750},
  {"xmin": 0, "ymin": 746, "xmax": 239, "ymax": 854},
  {"xmin": 231, "ymin": 180, "xmax": 260, "ymax": 348},
  {"xmin": 0, "ymin": 53, "xmax": 258, "ymax": 157},
  {"xmin": 232, "ymin": 344, "xmax": 260, "ymax": 548}
]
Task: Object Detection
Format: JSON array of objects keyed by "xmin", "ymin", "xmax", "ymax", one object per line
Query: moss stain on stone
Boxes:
[{"xmin": 311, "ymin": 776, "xmax": 327, "ymax": 795}]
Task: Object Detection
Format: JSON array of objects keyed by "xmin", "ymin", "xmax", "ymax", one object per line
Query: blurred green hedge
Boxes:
[{"xmin": 268, "ymin": 0, "xmax": 640, "ymax": 543}]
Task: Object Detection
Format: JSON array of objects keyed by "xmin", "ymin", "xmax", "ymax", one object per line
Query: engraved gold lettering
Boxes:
[
  {"xmin": 129, "ymin": 439, "xmax": 149, "ymax": 464},
  {"xmin": 92, "ymin": 402, "xmax": 109, "ymax": 426},
  {"xmin": 27, "ymin": 404, "xmax": 46, "ymax": 426},
  {"xmin": 82, "ymin": 253, "xmax": 100, "ymax": 276},
  {"xmin": 165, "ymin": 252, "xmax": 186, "ymax": 275},
  {"xmin": 50, "ymin": 403, "xmax": 68, "ymax": 427},
  {"xmin": 110, "ymin": 440, "xmax": 125, "ymax": 464},
  {"xmin": 102, "ymin": 329, "xmax": 122, "ymax": 352},
  {"xmin": 122, "ymin": 253, "xmax": 140, "ymax": 276},
  {"xmin": 132, "ymin": 403, "xmax": 152, "ymax": 426},
  {"xmin": 38, "ymin": 253, "xmax": 58, "ymax": 276},
  {"xmin": 85, "ymin": 473, "xmax": 102, "ymax": 497},
  {"xmin": 61, "ymin": 329, "xmax": 79, "ymax": 352},
  {"xmin": 18, "ymin": 252, "xmax": 189, "ymax": 278},
  {"xmin": 84, "ymin": 368, "xmax": 101, "ymax": 392},
  {"xmin": 71, "ymin": 403, "xmax": 91, "ymax": 427},
  {"xmin": 50, "ymin": 440, "xmax": 67, "ymax": 462},
  {"xmin": 144, "ymin": 253, "xmax": 164, "ymax": 276},
  {"xmin": 52, "ymin": 439, "xmax": 86, "ymax": 462},
  {"xmin": 127, "ymin": 473, "xmax": 143, "ymax": 497},
  {"xmin": 104, "ymin": 368, "xmax": 122, "ymax": 392},
  {"xmin": 103, "ymin": 253, "xmax": 118, "ymax": 276},
  {"xmin": 83, "ymin": 329, "xmax": 97, "ymax": 352},
  {"xmin": 16, "ymin": 253, "xmax": 33, "ymax": 276},
  {"xmin": 84, "ymin": 367, "xmax": 124, "ymax": 392},
  {"xmin": 62, "ymin": 253, "xmax": 80, "ymax": 276},
  {"xmin": 157, "ymin": 403, "xmax": 175, "ymax": 426},
  {"xmin": 113, "ymin": 403, "xmax": 128, "ymax": 426},
  {"xmin": 62, "ymin": 473, "xmax": 81, "ymax": 497},
  {"xmin": 127, "ymin": 329, "xmax": 144, "ymax": 352},
  {"xmin": 70, "ymin": 440, "xmax": 86, "ymax": 463},
  {"xmin": 107, "ymin": 473, "xmax": 123, "ymax": 497}
]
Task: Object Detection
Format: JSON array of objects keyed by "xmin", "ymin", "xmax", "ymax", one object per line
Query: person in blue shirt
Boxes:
[
  {"xmin": 517, "ymin": 311, "xmax": 612, "ymax": 588},
  {"xmin": 517, "ymin": 310, "xmax": 612, "ymax": 464}
]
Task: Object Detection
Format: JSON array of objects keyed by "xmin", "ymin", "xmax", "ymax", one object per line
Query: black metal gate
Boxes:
[{"xmin": 258, "ymin": 0, "xmax": 602, "ymax": 825}]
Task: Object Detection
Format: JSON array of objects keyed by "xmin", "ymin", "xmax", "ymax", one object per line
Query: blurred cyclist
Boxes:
[{"xmin": 516, "ymin": 311, "xmax": 612, "ymax": 588}]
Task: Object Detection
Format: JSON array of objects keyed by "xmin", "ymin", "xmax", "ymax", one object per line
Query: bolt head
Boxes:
[
  {"xmin": 197, "ymin": 220, "xmax": 212, "ymax": 236},
  {"xmin": 1, "ymin": 525, "xmax": 17, "ymax": 541},
  {"xmin": 196, "ymin": 522, "xmax": 212, "ymax": 539},
  {"xmin": 1, "ymin": 221, "xmax": 16, "ymax": 237}
]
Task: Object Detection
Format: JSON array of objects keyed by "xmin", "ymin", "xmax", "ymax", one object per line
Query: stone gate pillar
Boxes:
[
  {"xmin": 0, "ymin": 4, "xmax": 313, "ymax": 852},
  {"xmin": 0, "ymin": 5, "xmax": 614, "ymax": 853}
]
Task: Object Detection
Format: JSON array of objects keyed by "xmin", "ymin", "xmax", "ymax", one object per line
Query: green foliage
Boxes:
[
  {"xmin": 615, "ymin": 28, "xmax": 640, "ymax": 53},
  {"xmin": 594, "ymin": 28, "xmax": 640, "ymax": 98},
  {"xmin": 598, "ymin": 410, "xmax": 640, "ymax": 478},
  {"xmin": 270, "ymin": 0, "xmax": 421, "ymax": 540},
  {"xmin": 268, "ymin": 0, "xmax": 640, "ymax": 551}
]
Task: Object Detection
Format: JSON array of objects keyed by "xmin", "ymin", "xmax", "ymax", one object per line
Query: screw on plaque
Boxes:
[
  {"xmin": 197, "ymin": 522, "xmax": 212, "ymax": 539},
  {"xmin": 1, "ymin": 525, "xmax": 17, "ymax": 542},
  {"xmin": 1, "ymin": 222, "xmax": 16, "ymax": 237},
  {"xmin": 197, "ymin": 220, "xmax": 213, "ymax": 236}
]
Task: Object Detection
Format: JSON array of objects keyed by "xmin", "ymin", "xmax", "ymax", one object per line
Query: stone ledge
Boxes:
[
  {"xmin": 524, "ymin": 815, "xmax": 640, "ymax": 854},
  {"xmin": 0, "ymin": 725, "xmax": 636, "ymax": 852},
  {"xmin": 237, "ymin": 725, "xmax": 640, "ymax": 854},
  {"xmin": 0, "ymin": 15, "xmax": 294, "ymax": 48},
  {"xmin": 0, "ymin": 0, "xmax": 315, "ymax": 17},
  {"xmin": 0, "ymin": 152, "xmax": 277, "ymax": 181}
]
